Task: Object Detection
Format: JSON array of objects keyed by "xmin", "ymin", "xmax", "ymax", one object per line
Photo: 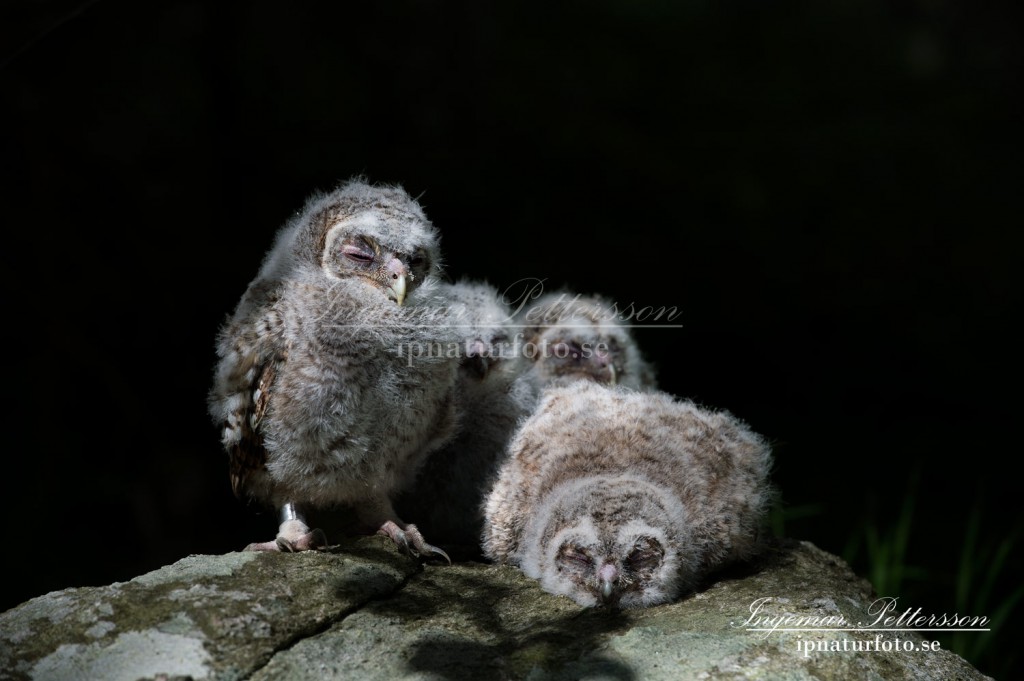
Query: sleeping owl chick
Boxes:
[
  {"xmin": 518, "ymin": 292, "xmax": 657, "ymax": 391},
  {"xmin": 482, "ymin": 381, "xmax": 774, "ymax": 608},
  {"xmin": 209, "ymin": 177, "xmax": 460, "ymax": 559},
  {"xmin": 397, "ymin": 280, "xmax": 536, "ymax": 551}
]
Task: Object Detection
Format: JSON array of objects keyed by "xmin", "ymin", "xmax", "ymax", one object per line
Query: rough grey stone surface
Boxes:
[
  {"xmin": 0, "ymin": 537, "xmax": 416, "ymax": 681},
  {"xmin": 0, "ymin": 538, "xmax": 990, "ymax": 680}
]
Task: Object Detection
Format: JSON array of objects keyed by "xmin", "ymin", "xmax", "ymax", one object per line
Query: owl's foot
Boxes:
[
  {"xmin": 244, "ymin": 526, "xmax": 327, "ymax": 552},
  {"xmin": 378, "ymin": 520, "xmax": 451, "ymax": 565},
  {"xmin": 276, "ymin": 526, "xmax": 329, "ymax": 552},
  {"xmin": 244, "ymin": 508, "xmax": 328, "ymax": 552}
]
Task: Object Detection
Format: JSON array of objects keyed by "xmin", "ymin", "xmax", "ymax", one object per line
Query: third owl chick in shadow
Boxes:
[{"xmin": 516, "ymin": 291, "xmax": 658, "ymax": 392}]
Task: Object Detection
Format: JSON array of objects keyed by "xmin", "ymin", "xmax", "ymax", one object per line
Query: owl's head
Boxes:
[
  {"xmin": 271, "ymin": 178, "xmax": 442, "ymax": 305},
  {"xmin": 445, "ymin": 280, "xmax": 516, "ymax": 380},
  {"xmin": 521, "ymin": 475, "xmax": 696, "ymax": 608},
  {"xmin": 518, "ymin": 293, "xmax": 655, "ymax": 390},
  {"xmin": 553, "ymin": 525, "xmax": 670, "ymax": 608}
]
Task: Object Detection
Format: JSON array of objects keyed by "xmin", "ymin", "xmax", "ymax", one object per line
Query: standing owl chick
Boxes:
[
  {"xmin": 482, "ymin": 381, "xmax": 773, "ymax": 608},
  {"xmin": 517, "ymin": 292, "xmax": 657, "ymax": 391},
  {"xmin": 208, "ymin": 178, "xmax": 459, "ymax": 559},
  {"xmin": 397, "ymin": 280, "xmax": 536, "ymax": 551}
]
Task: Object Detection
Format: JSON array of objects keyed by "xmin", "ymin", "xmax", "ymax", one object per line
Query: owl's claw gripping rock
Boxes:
[{"xmin": 378, "ymin": 520, "xmax": 451, "ymax": 565}]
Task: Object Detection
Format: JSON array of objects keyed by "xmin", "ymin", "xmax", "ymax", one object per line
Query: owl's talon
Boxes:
[
  {"xmin": 386, "ymin": 528, "xmax": 411, "ymax": 555},
  {"xmin": 377, "ymin": 519, "xmax": 448, "ymax": 564},
  {"xmin": 402, "ymin": 529, "xmax": 451, "ymax": 565},
  {"xmin": 426, "ymin": 544, "xmax": 452, "ymax": 565}
]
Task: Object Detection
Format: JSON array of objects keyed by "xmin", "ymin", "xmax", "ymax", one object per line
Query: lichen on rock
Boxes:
[{"xmin": 0, "ymin": 538, "xmax": 992, "ymax": 680}]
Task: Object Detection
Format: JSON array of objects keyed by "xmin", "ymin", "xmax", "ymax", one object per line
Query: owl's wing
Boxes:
[
  {"xmin": 228, "ymin": 356, "xmax": 278, "ymax": 498},
  {"xmin": 211, "ymin": 281, "xmax": 286, "ymax": 499}
]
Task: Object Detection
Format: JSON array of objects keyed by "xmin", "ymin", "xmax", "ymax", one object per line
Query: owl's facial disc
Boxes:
[
  {"xmin": 334, "ymin": 235, "xmax": 425, "ymax": 305},
  {"xmin": 556, "ymin": 542, "xmax": 622, "ymax": 606},
  {"xmin": 587, "ymin": 536, "xmax": 665, "ymax": 607},
  {"xmin": 544, "ymin": 336, "xmax": 620, "ymax": 385}
]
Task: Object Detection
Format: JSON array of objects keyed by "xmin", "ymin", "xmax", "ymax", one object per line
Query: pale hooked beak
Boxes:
[
  {"xmin": 390, "ymin": 274, "xmax": 407, "ymax": 306},
  {"xmin": 598, "ymin": 563, "xmax": 619, "ymax": 603},
  {"xmin": 385, "ymin": 257, "xmax": 408, "ymax": 306},
  {"xmin": 594, "ymin": 348, "xmax": 617, "ymax": 386}
]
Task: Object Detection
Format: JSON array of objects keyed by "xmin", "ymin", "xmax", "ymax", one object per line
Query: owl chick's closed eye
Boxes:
[
  {"xmin": 517, "ymin": 292, "xmax": 657, "ymax": 391},
  {"xmin": 482, "ymin": 381, "xmax": 774, "ymax": 608},
  {"xmin": 208, "ymin": 177, "xmax": 461, "ymax": 559}
]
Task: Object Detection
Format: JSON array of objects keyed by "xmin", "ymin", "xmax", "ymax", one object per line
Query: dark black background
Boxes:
[{"xmin": 2, "ymin": 1, "xmax": 1021, "ymax": 676}]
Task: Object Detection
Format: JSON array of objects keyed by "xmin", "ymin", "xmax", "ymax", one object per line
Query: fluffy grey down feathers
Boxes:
[
  {"xmin": 482, "ymin": 382, "xmax": 773, "ymax": 607},
  {"xmin": 210, "ymin": 177, "xmax": 775, "ymax": 605}
]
